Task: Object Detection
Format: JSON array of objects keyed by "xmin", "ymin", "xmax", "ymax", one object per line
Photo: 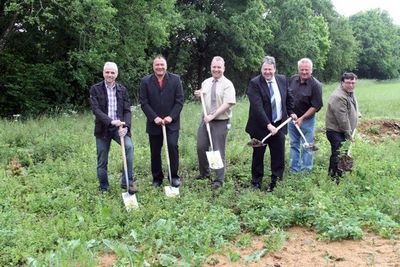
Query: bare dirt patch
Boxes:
[
  {"xmin": 97, "ymin": 253, "xmax": 117, "ymax": 267},
  {"xmin": 205, "ymin": 227, "xmax": 400, "ymax": 267},
  {"xmin": 358, "ymin": 119, "xmax": 400, "ymax": 142}
]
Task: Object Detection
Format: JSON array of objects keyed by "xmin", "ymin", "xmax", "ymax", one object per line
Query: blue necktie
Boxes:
[{"xmin": 267, "ymin": 81, "xmax": 277, "ymax": 122}]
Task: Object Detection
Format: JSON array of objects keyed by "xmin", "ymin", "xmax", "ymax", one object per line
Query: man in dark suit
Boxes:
[
  {"xmin": 139, "ymin": 55, "xmax": 184, "ymax": 187},
  {"xmin": 245, "ymin": 56, "xmax": 297, "ymax": 192},
  {"xmin": 89, "ymin": 62, "xmax": 135, "ymax": 193}
]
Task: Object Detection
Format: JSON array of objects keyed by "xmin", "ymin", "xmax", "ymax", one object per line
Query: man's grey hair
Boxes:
[
  {"xmin": 103, "ymin": 62, "xmax": 118, "ymax": 73},
  {"xmin": 211, "ymin": 56, "xmax": 225, "ymax": 66},
  {"xmin": 297, "ymin": 58, "xmax": 313, "ymax": 69},
  {"xmin": 262, "ymin": 56, "xmax": 276, "ymax": 68}
]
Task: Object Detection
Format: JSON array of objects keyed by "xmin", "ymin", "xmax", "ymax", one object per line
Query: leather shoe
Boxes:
[
  {"xmin": 152, "ymin": 180, "xmax": 162, "ymax": 187},
  {"xmin": 121, "ymin": 180, "xmax": 135, "ymax": 190},
  {"xmin": 251, "ymin": 183, "xmax": 261, "ymax": 191},
  {"xmin": 100, "ymin": 187, "xmax": 110, "ymax": 194},
  {"xmin": 212, "ymin": 181, "xmax": 223, "ymax": 189},
  {"xmin": 171, "ymin": 178, "xmax": 181, "ymax": 187}
]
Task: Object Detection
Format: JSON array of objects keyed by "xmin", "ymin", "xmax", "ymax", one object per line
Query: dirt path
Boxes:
[{"xmin": 205, "ymin": 227, "xmax": 400, "ymax": 267}]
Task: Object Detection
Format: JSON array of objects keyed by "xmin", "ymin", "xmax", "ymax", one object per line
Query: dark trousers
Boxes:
[
  {"xmin": 197, "ymin": 119, "xmax": 228, "ymax": 183},
  {"xmin": 149, "ymin": 130, "xmax": 180, "ymax": 182},
  {"xmin": 251, "ymin": 128, "xmax": 285, "ymax": 187},
  {"xmin": 326, "ymin": 130, "xmax": 346, "ymax": 177}
]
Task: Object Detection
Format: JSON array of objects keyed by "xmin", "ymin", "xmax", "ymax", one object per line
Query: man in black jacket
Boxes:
[
  {"xmin": 245, "ymin": 56, "xmax": 297, "ymax": 192},
  {"xmin": 139, "ymin": 55, "xmax": 184, "ymax": 187},
  {"xmin": 89, "ymin": 62, "xmax": 135, "ymax": 193}
]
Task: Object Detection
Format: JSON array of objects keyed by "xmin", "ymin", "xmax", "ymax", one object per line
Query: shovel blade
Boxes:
[
  {"xmin": 337, "ymin": 154, "xmax": 354, "ymax": 172},
  {"xmin": 122, "ymin": 192, "xmax": 139, "ymax": 211},
  {"xmin": 164, "ymin": 186, "xmax": 180, "ymax": 198},
  {"xmin": 303, "ymin": 143, "xmax": 319, "ymax": 152},
  {"xmin": 206, "ymin": 150, "xmax": 224, "ymax": 169},
  {"xmin": 247, "ymin": 138, "xmax": 265, "ymax": 147}
]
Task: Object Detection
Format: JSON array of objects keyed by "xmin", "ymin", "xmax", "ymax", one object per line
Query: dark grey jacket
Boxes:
[
  {"xmin": 139, "ymin": 72, "xmax": 184, "ymax": 135},
  {"xmin": 89, "ymin": 81, "xmax": 132, "ymax": 138}
]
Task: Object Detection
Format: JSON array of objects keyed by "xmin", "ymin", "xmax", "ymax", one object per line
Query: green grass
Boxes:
[{"xmin": 0, "ymin": 79, "xmax": 399, "ymax": 266}]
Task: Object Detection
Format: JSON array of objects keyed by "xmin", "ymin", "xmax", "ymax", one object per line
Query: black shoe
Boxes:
[
  {"xmin": 120, "ymin": 180, "xmax": 135, "ymax": 189},
  {"xmin": 195, "ymin": 174, "xmax": 210, "ymax": 180},
  {"xmin": 100, "ymin": 187, "xmax": 110, "ymax": 194},
  {"xmin": 251, "ymin": 183, "xmax": 261, "ymax": 191},
  {"xmin": 171, "ymin": 178, "xmax": 181, "ymax": 187},
  {"xmin": 266, "ymin": 182, "xmax": 276, "ymax": 193},
  {"xmin": 122, "ymin": 182, "xmax": 138, "ymax": 194},
  {"xmin": 212, "ymin": 181, "xmax": 223, "ymax": 189},
  {"xmin": 152, "ymin": 180, "xmax": 162, "ymax": 188}
]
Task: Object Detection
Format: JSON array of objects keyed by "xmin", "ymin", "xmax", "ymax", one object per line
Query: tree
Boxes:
[
  {"xmin": 350, "ymin": 9, "xmax": 400, "ymax": 79},
  {"xmin": 264, "ymin": 0, "xmax": 331, "ymax": 76},
  {"xmin": 319, "ymin": 16, "xmax": 360, "ymax": 81},
  {"xmin": 309, "ymin": 0, "xmax": 360, "ymax": 81},
  {"xmin": 0, "ymin": 0, "xmax": 179, "ymax": 116},
  {"xmin": 168, "ymin": 0, "xmax": 272, "ymax": 95}
]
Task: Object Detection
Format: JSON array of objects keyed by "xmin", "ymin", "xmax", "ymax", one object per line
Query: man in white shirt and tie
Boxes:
[
  {"xmin": 194, "ymin": 56, "xmax": 236, "ymax": 189},
  {"xmin": 245, "ymin": 56, "xmax": 297, "ymax": 192}
]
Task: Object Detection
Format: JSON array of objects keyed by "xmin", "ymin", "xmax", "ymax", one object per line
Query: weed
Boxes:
[{"xmin": 0, "ymin": 80, "xmax": 399, "ymax": 265}]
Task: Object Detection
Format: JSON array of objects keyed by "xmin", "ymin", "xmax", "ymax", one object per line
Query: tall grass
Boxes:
[{"xmin": 0, "ymin": 80, "xmax": 399, "ymax": 266}]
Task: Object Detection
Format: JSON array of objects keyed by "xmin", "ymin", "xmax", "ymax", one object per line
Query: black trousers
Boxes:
[
  {"xmin": 149, "ymin": 130, "xmax": 180, "ymax": 182},
  {"xmin": 251, "ymin": 128, "xmax": 285, "ymax": 187},
  {"xmin": 326, "ymin": 130, "xmax": 346, "ymax": 177}
]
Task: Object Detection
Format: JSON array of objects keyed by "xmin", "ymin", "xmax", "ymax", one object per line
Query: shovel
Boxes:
[
  {"xmin": 200, "ymin": 92, "xmax": 224, "ymax": 169},
  {"xmin": 162, "ymin": 124, "xmax": 180, "ymax": 197},
  {"xmin": 120, "ymin": 124, "xmax": 139, "ymax": 211},
  {"xmin": 338, "ymin": 129, "xmax": 356, "ymax": 172},
  {"xmin": 294, "ymin": 123, "xmax": 319, "ymax": 152},
  {"xmin": 247, "ymin": 117, "xmax": 292, "ymax": 147}
]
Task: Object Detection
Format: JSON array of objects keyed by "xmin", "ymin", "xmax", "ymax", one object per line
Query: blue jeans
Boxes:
[
  {"xmin": 95, "ymin": 128, "xmax": 134, "ymax": 190},
  {"xmin": 288, "ymin": 115, "xmax": 315, "ymax": 172}
]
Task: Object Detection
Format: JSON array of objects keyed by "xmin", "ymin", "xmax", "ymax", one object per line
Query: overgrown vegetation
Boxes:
[{"xmin": 0, "ymin": 80, "xmax": 399, "ymax": 266}]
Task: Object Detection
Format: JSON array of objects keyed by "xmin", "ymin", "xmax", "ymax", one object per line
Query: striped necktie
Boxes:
[
  {"xmin": 267, "ymin": 81, "xmax": 277, "ymax": 122},
  {"xmin": 210, "ymin": 79, "xmax": 217, "ymax": 113}
]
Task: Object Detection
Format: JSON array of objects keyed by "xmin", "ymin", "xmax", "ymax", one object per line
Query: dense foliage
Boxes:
[
  {"xmin": 0, "ymin": 80, "xmax": 399, "ymax": 266},
  {"xmin": 1, "ymin": 0, "xmax": 399, "ymax": 116}
]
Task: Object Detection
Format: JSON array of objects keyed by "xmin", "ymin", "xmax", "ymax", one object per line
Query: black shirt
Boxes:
[{"xmin": 289, "ymin": 75, "xmax": 323, "ymax": 117}]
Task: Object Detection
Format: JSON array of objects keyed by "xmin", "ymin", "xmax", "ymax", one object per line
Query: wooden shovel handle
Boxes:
[{"xmin": 200, "ymin": 92, "xmax": 215, "ymax": 151}]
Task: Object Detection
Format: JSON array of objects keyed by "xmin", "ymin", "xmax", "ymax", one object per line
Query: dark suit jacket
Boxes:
[
  {"xmin": 89, "ymin": 81, "xmax": 132, "ymax": 138},
  {"xmin": 245, "ymin": 74, "xmax": 294, "ymax": 139},
  {"xmin": 139, "ymin": 72, "xmax": 184, "ymax": 135}
]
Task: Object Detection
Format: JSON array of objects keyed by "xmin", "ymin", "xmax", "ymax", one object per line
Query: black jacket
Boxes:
[
  {"xmin": 139, "ymin": 72, "xmax": 184, "ymax": 135},
  {"xmin": 89, "ymin": 81, "xmax": 132, "ymax": 138},
  {"xmin": 245, "ymin": 74, "xmax": 294, "ymax": 139}
]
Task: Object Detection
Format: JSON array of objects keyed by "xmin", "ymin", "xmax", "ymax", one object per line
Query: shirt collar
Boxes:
[
  {"xmin": 265, "ymin": 76, "xmax": 277, "ymax": 84},
  {"xmin": 105, "ymin": 81, "xmax": 116, "ymax": 91}
]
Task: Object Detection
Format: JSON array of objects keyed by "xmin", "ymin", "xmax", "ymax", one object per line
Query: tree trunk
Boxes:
[{"xmin": 0, "ymin": 13, "xmax": 18, "ymax": 53}]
